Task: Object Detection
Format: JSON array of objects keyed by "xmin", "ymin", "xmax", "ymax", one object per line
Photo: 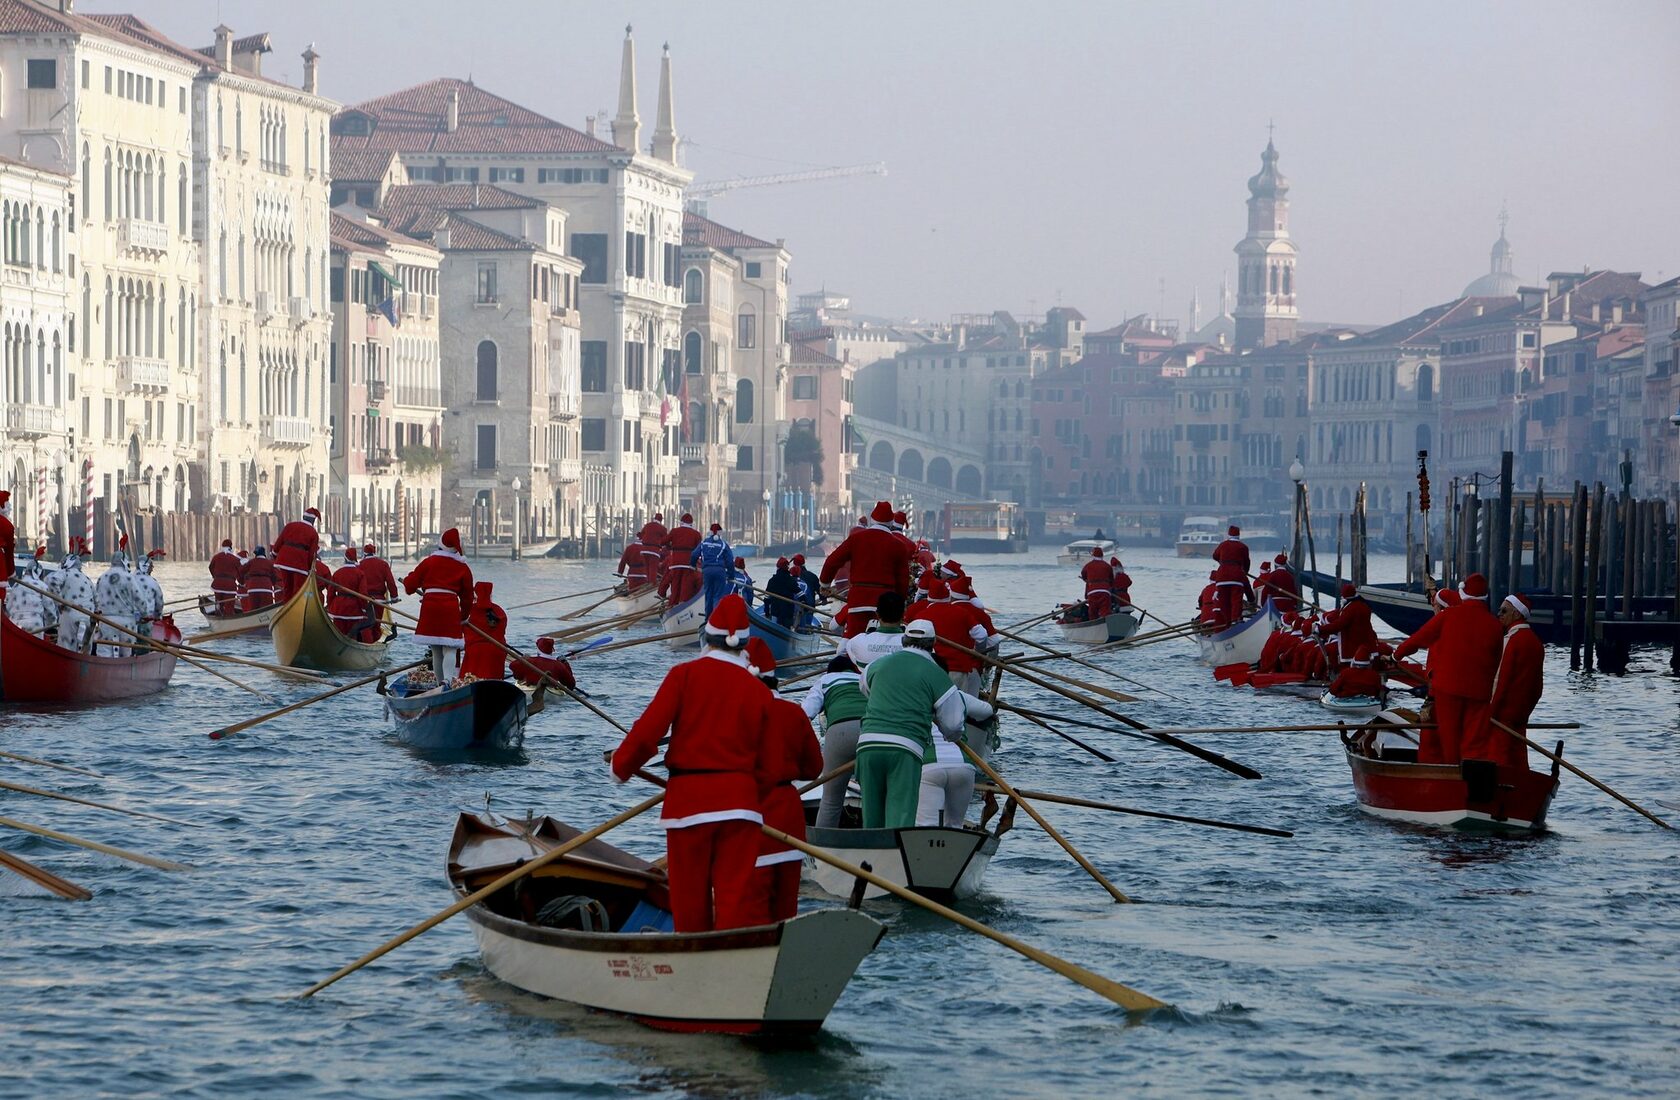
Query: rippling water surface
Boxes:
[{"xmin": 2, "ymin": 547, "xmax": 1677, "ymax": 1098}]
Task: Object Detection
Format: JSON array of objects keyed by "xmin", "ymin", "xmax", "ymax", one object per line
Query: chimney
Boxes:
[
  {"xmin": 585, "ymin": 114, "xmax": 596, "ymax": 139},
  {"xmin": 445, "ymin": 87, "xmax": 460, "ymax": 133},
  {"xmin": 434, "ymin": 224, "xmax": 450, "ymax": 251},
  {"xmin": 1611, "ymin": 302, "xmax": 1623, "ymax": 324},
  {"xmin": 301, "ymin": 45, "xmax": 319, "ymax": 94},
  {"xmin": 58, "ymin": 0, "xmax": 73, "ymax": 13},
  {"xmin": 1560, "ymin": 291, "xmax": 1571, "ymax": 319},
  {"xmin": 213, "ymin": 24, "xmax": 234, "ymax": 69}
]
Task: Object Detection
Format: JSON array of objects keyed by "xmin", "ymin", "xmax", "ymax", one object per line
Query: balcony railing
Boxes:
[
  {"xmin": 119, "ymin": 218, "xmax": 168, "ymax": 254},
  {"xmin": 262, "ymin": 414, "xmax": 312, "ymax": 447},
  {"xmin": 367, "ymin": 446, "xmax": 393, "ymax": 468},
  {"xmin": 548, "ymin": 392, "xmax": 580, "ymax": 418},
  {"xmin": 289, "ymin": 296, "xmax": 310, "ymax": 325},
  {"xmin": 554, "ymin": 457, "xmax": 582, "ymax": 483},
  {"xmin": 366, "ymin": 378, "xmax": 388, "ymax": 403},
  {"xmin": 679, "ymin": 443, "xmax": 704, "ymax": 465},
  {"xmin": 118, "ymin": 357, "xmax": 169, "ymax": 391},
  {"xmin": 5, "ymin": 403, "xmax": 64, "ymax": 438},
  {"xmin": 254, "ymin": 290, "xmax": 275, "ymax": 319}
]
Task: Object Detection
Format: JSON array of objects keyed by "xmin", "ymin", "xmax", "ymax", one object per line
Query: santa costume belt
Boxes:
[
  {"xmin": 422, "ymin": 588, "xmax": 457, "ymax": 596},
  {"xmin": 275, "ymin": 563, "xmax": 309, "ymax": 575},
  {"xmin": 664, "ymin": 766, "xmax": 733, "ymax": 777},
  {"xmin": 1216, "ymin": 581, "xmax": 1246, "ymax": 587},
  {"xmin": 665, "ymin": 564, "xmax": 694, "ymax": 572}
]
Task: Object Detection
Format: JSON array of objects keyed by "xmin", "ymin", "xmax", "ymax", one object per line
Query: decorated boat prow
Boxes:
[
  {"xmin": 0, "ymin": 616, "xmax": 181, "ymax": 705},
  {"xmin": 270, "ymin": 573, "xmax": 393, "ymax": 671},
  {"xmin": 447, "ymin": 812, "xmax": 885, "ymax": 1034}
]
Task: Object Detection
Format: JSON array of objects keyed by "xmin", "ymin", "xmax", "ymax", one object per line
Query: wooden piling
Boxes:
[
  {"xmin": 1509, "ymin": 500, "xmax": 1526, "ymax": 600},
  {"xmin": 1569, "ymin": 484, "xmax": 1588, "ymax": 668},
  {"xmin": 1584, "ymin": 483, "xmax": 1605, "ymax": 671}
]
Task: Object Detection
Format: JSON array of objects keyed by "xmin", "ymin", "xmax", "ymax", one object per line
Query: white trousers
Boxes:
[{"xmin": 916, "ymin": 763, "xmax": 975, "ymax": 827}]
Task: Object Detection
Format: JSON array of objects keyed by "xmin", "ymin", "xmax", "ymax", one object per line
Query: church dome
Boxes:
[
  {"xmin": 1464, "ymin": 214, "xmax": 1520, "ymax": 297},
  {"xmin": 1248, "ymin": 140, "xmax": 1289, "ymax": 199}
]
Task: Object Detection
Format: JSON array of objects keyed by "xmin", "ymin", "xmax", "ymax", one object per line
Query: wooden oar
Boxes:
[
  {"xmin": 0, "ymin": 748, "xmax": 105, "ymax": 778},
  {"xmin": 0, "ymin": 849, "xmax": 92, "ymax": 900},
  {"xmin": 505, "ymin": 585, "xmax": 619, "ymax": 612},
  {"xmin": 996, "ymin": 700, "xmax": 1125, "ymax": 762},
  {"xmin": 762, "ymin": 826, "xmax": 1167, "ymax": 1012},
  {"xmin": 0, "ymin": 777, "xmax": 194, "ymax": 827},
  {"xmin": 541, "ymin": 602, "xmax": 664, "ymax": 641},
  {"xmin": 1000, "ymin": 608, "xmax": 1061, "ymax": 633},
  {"xmin": 209, "ymin": 659, "xmax": 427, "ymax": 741},
  {"xmin": 1491, "ymin": 719, "xmax": 1672, "ymax": 830},
  {"xmin": 560, "ymin": 584, "xmax": 630, "ymax": 620},
  {"xmin": 0, "ymin": 814, "xmax": 190, "ymax": 870},
  {"xmin": 297, "ymin": 790, "xmax": 667, "ymax": 998},
  {"xmin": 973, "ymin": 784, "xmax": 1293, "ymax": 837},
  {"xmin": 943, "ymin": 637, "xmax": 1260, "ymax": 780},
  {"xmin": 959, "ymin": 743, "xmax": 1130, "ymax": 903},
  {"xmin": 568, "ymin": 628, "xmax": 697, "ymax": 658},
  {"xmin": 995, "ymin": 626, "xmax": 1168, "ymax": 700}
]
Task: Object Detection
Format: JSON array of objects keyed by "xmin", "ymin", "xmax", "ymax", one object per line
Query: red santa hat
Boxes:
[
  {"xmin": 441, "ymin": 528, "xmax": 463, "ymax": 553},
  {"xmin": 239, "ymin": 550, "xmax": 249, "ymax": 559},
  {"xmin": 1434, "ymin": 588, "xmax": 1461, "ymax": 610},
  {"xmin": 792, "ymin": 554, "xmax": 806, "ymax": 565},
  {"xmin": 776, "ymin": 556, "xmax": 790, "ymax": 569},
  {"xmin": 475, "ymin": 581, "xmax": 494, "ymax": 601},
  {"xmin": 1459, "ymin": 573, "xmax": 1489, "ymax": 600},
  {"xmin": 927, "ymin": 577, "xmax": 951, "ymax": 601},
  {"xmin": 1341, "ymin": 581, "xmax": 1357, "ymax": 599},
  {"xmin": 917, "ymin": 539, "xmax": 931, "ymax": 549},
  {"xmin": 1259, "ymin": 561, "xmax": 1272, "ymax": 572},
  {"xmin": 221, "ymin": 538, "xmax": 233, "ymax": 548},
  {"xmin": 709, "ymin": 523, "xmax": 722, "ymax": 533},
  {"xmin": 1502, "ymin": 593, "xmax": 1530, "ymax": 618},
  {"xmin": 1110, "ymin": 556, "xmax": 1122, "ymax": 567},
  {"xmin": 916, "ymin": 571, "xmax": 931, "ymax": 591},
  {"xmin": 536, "ymin": 636, "xmax": 556, "ymax": 654},
  {"xmin": 789, "ymin": 564, "xmax": 803, "ymax": 577},
  {"xmin": 1274, "ymin": 552, "xmax": 1288, "ymax": 565},
  {"xmin": 680, "ymin": 512, "xmax": 694, "ymax": 524},
  {"xmin": 949, "ymin": 576, "xmax": 974, "ymax": 599},
  {"xmin": 892, "ymin": 510, "xmax": 908, "ymax": 527},
  {"xmin": 364, "ymin": 543, "xmax": 377, "ymax": 555},
  {"xmin": 303, "ymin": 507, "xmax": 321, "ymax": 524},
  {"xmin": 704, "ymin": 593, "xmax": 752, "ymax": 647},
  {"xmin": 653, "ymin": 512, "xmax": 664, "ymax": 522},
  {"xmin": 941, "ymin": 560, "xmax": 966, "ymax": 578},
  {"xmin": 870, "ymin": 500, "xmax": 894, "ymax": 524},
  {"xmin": 1228, "ymin": 525, "xmax": 1241, "ymax": 536},
  {"xmin": 745, "ymin": 637, "xmax": 777, "ymax": 679},
  {"xmin": 345, "ymin": 547, "xmax": 358, "ymax": 563},
  {"xmin": 1090, "ymin": 546, "xmax": 1104, "ymax": 557},
  {"xmin": 734, "ymin": 556, "xmax": 746, "ymax": 568}
]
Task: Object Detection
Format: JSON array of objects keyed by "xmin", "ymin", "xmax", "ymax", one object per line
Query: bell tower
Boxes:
[{"xmin": 1234, "ymin": 127, "xmax": 1298, "ymax": 351}]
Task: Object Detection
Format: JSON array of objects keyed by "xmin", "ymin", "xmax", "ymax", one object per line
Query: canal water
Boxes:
[{"xmin": 2, "ymin": 545, "xmax": 1677, "ymax": 1098}]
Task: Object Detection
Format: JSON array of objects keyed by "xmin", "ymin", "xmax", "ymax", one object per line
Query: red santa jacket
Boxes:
[
  {"xmin": 930, "ymin": 599, "xmax": 991, "ymax": 674},
  {"xmin": 1213, "ymin": 558, "xmax": 1253, "ymax": 599},
  {"xmin": 313, "ymin": 559, "xmax": 333, "ymax": 596},
  {"xmin": 272, "ymin": 520, "xmax": 320, "ymax": 576},
  {"xmin": 618, "ymin": 540, "xmax": 650, "ymax": 581},
  {"xmin": 1327, "ymin": 657, "xmax": 1383, "ymax": 698},
  {"xmin": 1197, "ymin": 582, "xmax": 1218, "ymax": 620},
  {"xmin": 358, "ymin": 555, "xmax": 399, "ymax": 600},
  {"xmin": 612, "ymin": 652, "xmax": 772, "ymax": 827},
  {"xmin": 1212, "ymin": 536, "xmax": 1250, "ymax": 573},
  {"xmin": 1266, "ymin": 569, "xmax": 1300, "ymax": 611},
  {"xmin": 209, "ymin": 549, "xmax": 242, "ymax": 592},
  {"xmin": 402, "ymin": 550, "xmax": 474, "ymax": 644},
  {"xmin": 756, "ymin": 696, "xmax": 824, "ymax": 859},
  {"xmin": 460, "ymin": 598, "xmax": 509, "ymax": 680},
  {"xmin": 639, "ymin": 519, "xmax": 670, "ymax": 549},
  {"xmin": 1079, "ymin": 557, "xmax": 1114, "ymax": 596},
  {"xmin": 1392, "ymin": 599, "xmax": 1502, "ymax": 700},
  {"xmin": 513, "ymin": 654, "xmax": 576, "ymax": 690},
  {"xmin": 0, "ymin": 511, "xmax": 13, "ymax": 586},
  {"xmin": 326, "ymin": 565, "xmax": 369, "ymax": 625},
  {"xmin": 820, "ymin": 527, "xmax": 911, "ymax": 598},
  {"xmin": 1319, "ymin": 596, "xmax": 1378, "ymax": 656},
  {"xmin": 1111, "ymin": 569, "xmax": 1133, "ymax": 607},
  {"xmin": 242, "ymin": 556, "xmax": 277, "ymax": 596},
  {"xmin": 1489, "ymin": 624, "xmax": 1544, "ymax": 727},
  {"xmin": 667, "ymin": 525, "xmax": 703, "ymax": 556}
]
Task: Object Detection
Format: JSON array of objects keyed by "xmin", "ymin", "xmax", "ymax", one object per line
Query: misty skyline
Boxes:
[{"xmin": 90, "ymin": 0, "xmax": 1680, "ymax": 328}]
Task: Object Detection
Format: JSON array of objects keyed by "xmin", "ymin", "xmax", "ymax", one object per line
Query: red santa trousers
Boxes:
[
  {"xmin": 664, "ymin": 818, "xmax": 767, "ymax": 933},
  {"xmin": 1418, "ymin": 692, "xmax": 1487, "ymax": 765}
]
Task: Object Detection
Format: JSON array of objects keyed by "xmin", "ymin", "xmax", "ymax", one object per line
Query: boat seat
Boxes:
[{"xmin": 618, "ymin": 899, "xmax": 675, "ymax": 934}]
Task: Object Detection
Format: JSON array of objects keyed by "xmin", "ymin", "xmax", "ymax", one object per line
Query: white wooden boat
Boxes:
[
  {"xmin": 193, "ymin": 594, "xmax": 278, "ymax": 639},
  {"xmin": 1197, "ymin": 599, "xmax": 1276, "ymax": 666},
  {"xmin": 802, "ymin": 822, "xmax": 1000, "ymax": 903},
  {"xmin": 1055, "ymin": 607, "xmax": 1141, "ymax": 645},
  {"xmin": 1055, "ymin": 538, "xmax": 1116, "ymax": 566},
  {"xmin": 659, "ymin": 591, "xmax": 705, "ymax": 649},
  {"xmin": 1319, "ymin": 689, "xmax": 1384, "ymax": 715},
  {"xmin": 610, "ymin": 584, "xmax": 662, "ymax": 617},
  {"xmin": 447, "ymin": 812, "xmax": 885, "ymax": 1035}
]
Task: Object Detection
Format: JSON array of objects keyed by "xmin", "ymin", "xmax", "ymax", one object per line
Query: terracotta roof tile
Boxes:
[
  {"xmin": 435, "ymin": 215, "xmax": 530, "ymax": 252},
  {"xmin": 791, "ymin": 341, "xmax": 842, "ymax": 367},
  {"xmin": 84, "ymin": 13, "xmax": 214, "ymax": 70},
  {"xmin": 376, "ymin": 182, "xmax": 539, "ymax": 238},
  {"xmin": 334, "ymin": 78, "xmax": 614, "ymax": 155},
  {"xmin": 194, "ymin": 31, "xmax": 271, "ymax": 58},
  {"xmin": 329, "ymin": 210, "xmax": 437, "ymax": 254},
  {"xmin": 683, "ymin": 211, "xmax": 774, "ymax": 251},
  {"xmin": 0, "ymin": 0, "xmax": 77, "ymax": 33},
  {"xmin": 331, "ymin": 147, "xmax": 397, "ymax": 183}
]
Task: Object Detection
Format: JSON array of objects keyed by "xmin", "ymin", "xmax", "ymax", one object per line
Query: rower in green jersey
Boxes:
[
  {"xmin": 802, "ymin": 651, "xmax": 868, "ymax": 828},
  {"xmin": 856, "ymin": 619, "xmax": 995, "ymax": 829}
]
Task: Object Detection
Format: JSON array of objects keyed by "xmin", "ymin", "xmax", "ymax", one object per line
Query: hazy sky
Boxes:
[{"xmin": 89, "ymin": 0, "xmax": 1680, "ymax": 330}]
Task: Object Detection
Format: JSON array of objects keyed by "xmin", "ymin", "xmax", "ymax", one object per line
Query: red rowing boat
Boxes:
[
  {"xmin": 0, "ymin": 616, "xmax": 181, "ymax": 704},
  {"xmin": 1341, "ymin": 710, "xmax": 1559, "ymax": 833}
]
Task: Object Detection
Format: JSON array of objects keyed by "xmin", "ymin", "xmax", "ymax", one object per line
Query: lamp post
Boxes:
[
  {"xmin": 761, "ymin": 489, "xmax": 772, "ymax": 548},
  {"xmin": 1288, "ymin": 456, "xmax": 1305, "ymax": 581},
  {"xmin": 511, "ymin": 476, "xmax": 523, "ymax": 561}
]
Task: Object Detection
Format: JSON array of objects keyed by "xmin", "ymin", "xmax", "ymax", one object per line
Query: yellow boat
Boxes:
[{"xmin": 270, "ymin": 572, "xmax": 394, "ymax": 671}]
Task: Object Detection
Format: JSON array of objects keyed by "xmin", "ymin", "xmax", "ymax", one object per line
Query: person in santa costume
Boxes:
[
  {"xmin": 820, "ymin": 500, "xmax": 913, "ymax": 638},
  {"xmin": 1325, "ymin": 644, "xmax": 1383, "ymax": 701},
  {"xmin": 311, "ymin": 552, "xmax": 334, "ymax": 602},
  {"xmin": 1392, "ymin": 572, "xmax": 1502, "ymax": 764},
  {"xmin": 208, "ymin": 538, "xmax": 242, "ymax": 614},
  {"xmin": 240, "ymin": 546, "xmax": 277, "ymax": 610},
  {"xmin": 1267, "ymin": 552, "xmax": 1299, "ymax": 612},
  {"xmin": 932, "ymin": 574, "xmax": 1001, "ymax": 764},
  {"xmin": 744, "ymin": 637, "xmax": 823, "ymax": 923},
  {"xmin": 327, "ymin": 548, "xmax": 374, "ymax": 641},
  {"xmin": 459, "ymin": 581, "xmax": 509, "ymax": 681},
  {"xmin": 1079, "ymin": 546, "xmax": 1115, "ymax": 619},
  {"xmin": 0, "ymin": 489, "xmax": 13, "ymax": 603},
  {"xmin": 616, "ymin": 535, "xmax": 652, "ymax": 592},
  {"xmin": 1211, "ymin": 524, "xmax": 1253, "ymax": 626},
  {"xmin": 1197, "ymin": 570, "xmax": 1221, "ymax": 625},
  {"xmin": 638, "ymin": 512, "xmax": 670, "ymax": 553},
  {"xmin": 1316, "ymin": 582, "xmax": 1377, "ymax": 672},
  {"xmin": 272, "ymin": 507, "xmax": 323, "ymax": 601},
  {"xmin": 889, "ymin": 510, "xmax": 916, "ymax": 557},
  {"xmin": 1470, "ymin": 594, "xmax": 1545, "ymax": 769},
  {"xmin": 1109, "ymin": 557, "xmax": 1133, "ymax": 609},
  {"xmin": 611, "ymin": 594, "xmax": 773, "ymax": 932},
  {"xmin": 401, "ymin": 528, "xmax": 475, "ymax": 678},
  {"xmin": 359, "ymin": 543, "xmax": 399, "ymax": 601},
  {"xmin": 512, "ymin": 635, "xmax": 577, "ymax": 692},
  {"xmin": 658, "ymin": 543, "xmax": 700, "ymax": 606}
]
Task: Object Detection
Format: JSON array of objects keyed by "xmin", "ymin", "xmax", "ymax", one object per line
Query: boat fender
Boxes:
[{"xmin": 535, "ymin": 895, "xmax": 612, "ymax": 932}]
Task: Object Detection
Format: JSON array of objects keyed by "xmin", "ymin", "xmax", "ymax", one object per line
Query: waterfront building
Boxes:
[
  {"xmin": 1637, "ymin": 276, "xmax": 1680, "ymax": 496},
  {"xmin": 785, "ymin": 338, "xmax": 855, "ymax": 523}
]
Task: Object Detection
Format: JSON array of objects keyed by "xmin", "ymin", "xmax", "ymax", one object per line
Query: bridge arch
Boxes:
[
  {"xmin": 868, "ymin": 440, "xmax": 895, "ymax": 472},
  {"xmin": 956, "ymin": 464, "xmax": 982, "ymax": 496},
  {"xmin": 898, "ymin": 448, "xmax": 924, "ymax": 482},
  {"xmin": 926, "ymin": 456, "xmax": 952, "ymax": 488}
]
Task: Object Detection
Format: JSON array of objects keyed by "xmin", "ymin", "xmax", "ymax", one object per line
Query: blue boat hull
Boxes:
[
  {"xmin": 385, "ymin": 675, "xmax": 528, "ymax": 751},
  {"xmin": 747, "ymin": 605, "xmax": 824, "ymax": 664}
]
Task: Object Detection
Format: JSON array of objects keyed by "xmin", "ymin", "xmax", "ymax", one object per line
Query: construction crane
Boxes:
[{"xmin": 684, "ymin": 162, "xmax": 887, "ymax": 216}]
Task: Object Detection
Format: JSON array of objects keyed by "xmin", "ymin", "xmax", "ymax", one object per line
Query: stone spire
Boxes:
[
  {"xmin": 611, "ymin": 25, "xmax": 641, "ymax": 154},
  {"xmin": 653, "ymin": 42, "xmax": 678, "ymax": 164},
  {"xmin": 1233, "ymin": 129, "xmax": 1298, "ymax": 351}
]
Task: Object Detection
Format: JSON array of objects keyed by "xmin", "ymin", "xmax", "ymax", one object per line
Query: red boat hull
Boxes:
[
  {"xmin": 0, "ymin": 617, "xmax": 180, "ymax": 704},
  {"xmin": 1345, "ymin": 749, "xmax": 1558, "ymax": 833}
]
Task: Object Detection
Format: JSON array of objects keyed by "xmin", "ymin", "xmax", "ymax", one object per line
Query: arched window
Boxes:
[
  {"xmin": 683, "ymin": 267, "xmax": 702, "ymax": 304},
  {"xmin": 1015, "ymin": 380, "xmax": 1025, "ymax": 399},
  {"xmin": 683, "ymin": 330, "xmax": 702, "ymax": 374},
  {"xmin": 80, "ymin": 143, "xmax": 89, "ymax": 222},
  {"xmin": 1416, "ymin": 423, "xmax": 1432, "ymax": 454},
  {"xmin": 177, "ymin": 165, "xmax": 187, "ymax": 231},
  {"xmin": 475, "ymin": 339, "xmax": 497, "ymax": 401},
  {"xmin": 687, "ymin": 400, "xmax": 706, "ymax": 443},
  {"xmin": 1416, "ymin": 363, "xmax": 1434, "ymax": 402},
  {"xmin": 103, "ymin": 276, "xmax": 112, "ymax": 358},
  {"xmin": 50, "ymin": 211, "xmax": 59, "ymax": 271},
  {"xmin": 1282, "ymin": 265, "xmax": 1292, "ymax": 296},
  {"xmin": 735, "ymin": 378, "xmax": 754, "ymax": 423}
]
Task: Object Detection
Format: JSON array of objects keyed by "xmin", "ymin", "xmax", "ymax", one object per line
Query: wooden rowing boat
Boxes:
[
  {"xmin": 610, "ymin": 584, "xmax": 662, "ymax": 618},
  {"xmin": 1055, "ymin": 607, "xmax": 1141, "ymax": 645},
  {"xmin": 802, "ymin": 823, "xmax": 999, "ymax": 902},
  {"xmin": 747, "ymin": 604, "xmax": 824, "ymax": 664},
  {"xmin": 446, "ymin": 812, "xmax": 885, "ymax": 1034},
  {"xmin": 1319, "ymin": 690, "xmax": 1384, "ymax": 714},
  {"xmin": 384, "ymin": 673, "xmax": 529, "ymax": 751},
  {"xmin": 194, "ymin": 595, "xmax": 278, "ymax": 638},
  {"xmin": 659, "ymin": 591, "xmax": 705, "ymax": 649},
  {"xmin": 270, "ymin": 573, "xmax": 392, "ymax": 671},
  {"xmin": 1197, "ymin": 599, "xmax": 1276, "ymax": 667},
  {"xmin": 0, "ymin": 616, "xmax": 180, "ymax": 704},
  {"xmin": 1342, "ymin": 709, "xmax": 1559, "ymax": 833}
]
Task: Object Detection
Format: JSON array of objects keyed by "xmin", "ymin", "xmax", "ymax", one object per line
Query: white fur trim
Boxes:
[
  {"xmin": 755, "ymin": 849, "xmax": 805, "ymax": 867},
  {"xmin": 661, "ymin": 809, "xmax": 763, "ymax": 829},
  {"xmin": 411, "ymin": 634, "xmax": 465, "ymax": 647},
  {"xmin": 1502, "ymin": 594, "xmax": 1530, "ymax": 617}
]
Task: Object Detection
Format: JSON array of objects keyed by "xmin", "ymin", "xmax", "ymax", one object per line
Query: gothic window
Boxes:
[
  {"xmin": 1282, "ymin": 265, "xmax": 1292, "ymax": 296},
  {"xmin": 1417, "ymin": 363, "xmax": 1434, "ymax": 402}
]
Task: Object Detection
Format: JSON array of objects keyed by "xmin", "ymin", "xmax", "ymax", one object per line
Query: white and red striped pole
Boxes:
[
  {"xmin": 36, "ymin": 465, "xmax": 47, "ymax": 547},
  {"xmin": 83, "ymin": 458, "xmax": 93, "ymax": 552}
]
